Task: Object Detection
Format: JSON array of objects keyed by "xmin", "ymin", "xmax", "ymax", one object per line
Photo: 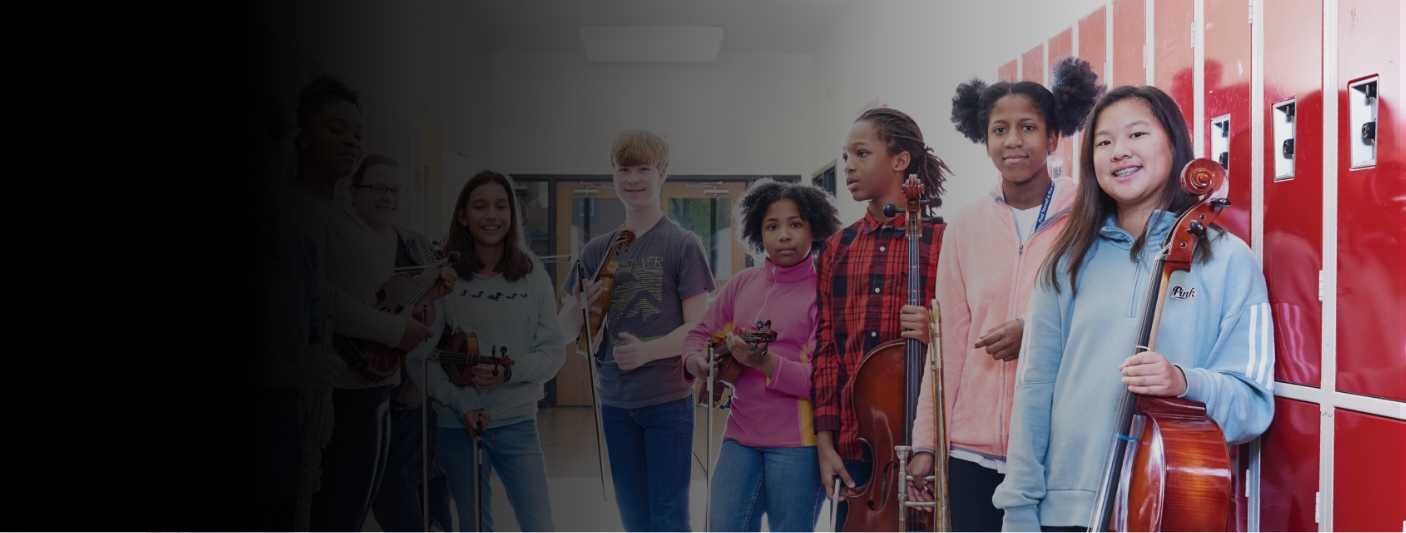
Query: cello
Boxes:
[
  {"xmin": 334, "ymin": 251, "xmax": 461, "ymax": 382},
  {"xmin": 1088, "ymin": 158, "xmax": 1234, "ymax": 531},
  {"xmin": 841, "ymin": 175, "xmax": 946, "ymax": 532}
]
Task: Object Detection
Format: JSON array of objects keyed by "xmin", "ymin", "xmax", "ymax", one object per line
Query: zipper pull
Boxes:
[{"xmin": 1018, "ymin": 244, "xmax": 1024, "ymax": 256}]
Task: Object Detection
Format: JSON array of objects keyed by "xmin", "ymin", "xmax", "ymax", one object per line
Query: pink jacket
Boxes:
[
  {"xmin": 913, "ymin": 177, "xmax": 1076, "ymax": 458},
  {"xmin": 682, "ymin": 257, "xmax": 819, "ymax": 448}
]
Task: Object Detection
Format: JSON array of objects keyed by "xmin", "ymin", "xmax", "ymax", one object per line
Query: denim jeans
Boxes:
[
  {"xmin": 309, "ymin": 385, "xmax": 392, "ymax": 532},
  {"xmin": 438, "ymin": 420, "xmax": 554, "ymax": 532},
  {"xmin": 601, "ymin": 396, "xmax": 694, "ymax": 532},
  {"xmin": 709, "ymin": 440, "xmax": 825, "ymax": 532}
]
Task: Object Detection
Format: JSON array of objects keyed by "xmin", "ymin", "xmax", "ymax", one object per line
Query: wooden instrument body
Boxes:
[
  {"xmin": 434, "ymin": 329, "xmax": 515, "ymax": 387},
  {"xmin": 844, "ymin": 338, "xmax": 909, "ymax": 532},
  {"xmin": 695, "ymin": 322, "xmax": 777, "ymax": 408},
  {"xmin": 335, "ymin": 252, "xmax": 460, "ymax": 382},
  {"xmin": 575, "ymin": 230, "xmax": 635, "ymax": 358},
  {"xmin": 1119, "ymin": 397, "xmax": 1233, "ymax": 531}
]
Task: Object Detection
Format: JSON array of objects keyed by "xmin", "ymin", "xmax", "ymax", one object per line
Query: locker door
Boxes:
[
  {"xmin": 1333, "ymin": 409, "xmax": 1406, "ymax": 531},
  {"xmin": 1336, "ymin": 0, "xmax": 1404, "ymax": 402},
  {"xmin": 1111, "ymin": 0, "xmax": 1146, "ymax": 87},
  {"xmin": 1260, "ymin": 398, "xmax": 1321, "ymax": 532},
  {"xmin": 1075, "ymin": 6, "xmax": 1108, "ymax": 185},
  {"xmin": 1263, "ymin": 0, "xmax": 1324, "ymax": 388},
  {"xmin": 998, "ymin": 58, "xmax": 1018, "ymax": 83},
  {"xmin": 1203, "ymin": 0, "xmax": 1252, "ymax": 242},
  {"xmin": 1048, "ymin": 27, "xmax": 1074, "ymax": 181},
  {"xmin": 1153, "ymin": 0, "xmax": 1194, "ymax": 124},
  {"xmin": 1022, "ymin": 43, "xmax": 1044, "ymax": 84}
]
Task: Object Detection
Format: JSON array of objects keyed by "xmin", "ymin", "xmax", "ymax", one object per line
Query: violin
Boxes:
[
  {"xmin": 843, "ymin": 175, "xmax": 944, "ymax": 532},
  {"xmin": 1088, "ymin": 158, "xmax": 1234, "ymax": 531},
  {"xmin": 334, "ymin": 251, "xmax": 461, "ymax": 382},
  {"xmin": 430, "ymin": 328, "xmax": 515, "ymax": 387},
  {"xmin": 576, "ymin": 230, "xmax": 636, "ymax": 358},
  {"xmin": 695, "ymin": 320, "xmax": 778, "ymax": 408}
]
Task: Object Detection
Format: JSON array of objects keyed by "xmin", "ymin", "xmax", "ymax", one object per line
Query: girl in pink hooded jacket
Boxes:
[{"xmin": 905, "ymin": 57, "xmax": 1104, "ymax": 531}]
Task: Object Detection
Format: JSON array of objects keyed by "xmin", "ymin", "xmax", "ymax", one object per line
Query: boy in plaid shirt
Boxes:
[{"xmin": 813, "ymin": 108, "xmax": 949, "ymax": 529}]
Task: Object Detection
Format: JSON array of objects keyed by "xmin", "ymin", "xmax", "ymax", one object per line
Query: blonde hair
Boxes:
[{"xmin": 610, "ymin": 129, "xmax": 670, "ymax": 170}]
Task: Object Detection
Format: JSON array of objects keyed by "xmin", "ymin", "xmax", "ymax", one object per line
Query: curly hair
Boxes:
[
  {"xmin": 951, "ymin": 56, "xmax": 1104, "ymax": 144},
  {"xmin": 295, "ymin": 73, "xmax": 362, "ymax": 130},
  {"xmin": 856, "ymin": 108, "xmax": 951, "ymax": 210},
  {"xmin": 734, "ymin": 178, "xmax": 842, "ymax": 257}
]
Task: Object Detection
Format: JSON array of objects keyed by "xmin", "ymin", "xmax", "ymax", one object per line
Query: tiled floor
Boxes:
[{"xmin": 367, "ymin": 406, "xmax": 840, "ymax": 532}]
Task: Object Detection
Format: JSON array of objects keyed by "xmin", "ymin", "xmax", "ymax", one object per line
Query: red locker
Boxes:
[
  {"xmin": 1333, "ymin": 409, "xmax": 1406, "ymax": 531},
  {"xmin": 998, "ymin": 58, "xmax": 1018, "ymax": 83},
  {"xmin": 1152, "ymin": 0, "xmax": 1194, "ymax": 126},
  {"xmin": 1263, "ymin": 0, "xmax": 1325, "ymax": 388},
  {"xmin": 1022, "ymin": 44, "xmax": 1044, "ymax": 84},
  {"xmin": 1075, "ymin": 7, "xmax": 1108, "ymax": 185},
  {"xmin": 1048, "ymin": 27, "xmax": 1074, "ymax": 180},
  {"xmin": 1078, "ymin": 6, "xmax": 1108, "ymax": 82},
  {"xmin": 1260, "ymin": 398, "xmax": 1321, "ymax": 532},
  {"xmin": 1111, "ymin": 0, "xmax": 1146, "ymax": 87},
  {"xmin": 1203, "ymin": 0, "xmax": 1252, "ymax": 242},
  {"xmin": 1336, "ymin": 0, "xmax": 1405, "ymax": 402}
]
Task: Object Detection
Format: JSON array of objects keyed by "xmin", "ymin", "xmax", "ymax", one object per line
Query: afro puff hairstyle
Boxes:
[
  {"xmin": 295, "ymin": 74, "xmax": 362, "ymax": 130},
  {"xmin": 734, "ymin": 178, "xmax": 842, "ymax": 258},
  {"xmin": 951, "ymin": 56, "xmax": 1104, "ymax": 144}
]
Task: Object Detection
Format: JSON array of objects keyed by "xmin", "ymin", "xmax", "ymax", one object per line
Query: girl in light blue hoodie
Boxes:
[{"xmin": 993, "ymin": 86, "xmax": 1275, "ymax": 532}]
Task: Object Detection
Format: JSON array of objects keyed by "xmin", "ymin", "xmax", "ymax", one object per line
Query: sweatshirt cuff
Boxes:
[
  {"xmin": 1177, "ymin": 365, "xmax": 1208, "ymax": 402},
  {"xmin": 1001, "ymin": 504, "xmax": 1041, "ymax": 532},
  {"xmin": 813, "ymin": 414, "xmax": 840, "ymax": 434},
  {"xmin": 371, "ymin": 311, "xmax": 406, "ymax": 348}
]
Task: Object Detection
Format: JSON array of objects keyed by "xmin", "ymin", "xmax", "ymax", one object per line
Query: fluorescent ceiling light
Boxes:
[{"xmin": 579, "ymin": 26, "xmax": 723, "ymax": 62}]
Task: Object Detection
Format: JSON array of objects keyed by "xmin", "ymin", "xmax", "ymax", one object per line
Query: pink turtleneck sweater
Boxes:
[{"xmin": 682, "ymin": 256, "xmax": 819, "ymax": 448}]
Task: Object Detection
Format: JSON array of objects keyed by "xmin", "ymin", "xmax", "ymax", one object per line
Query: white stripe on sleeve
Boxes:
[
  {"xmin": 1257, "ymin": 303, "xmax": 1272, "ymax": 387},
  {"xmin": 1246, "ymin": 303, "xmax": 1259, "ymax": 380}
]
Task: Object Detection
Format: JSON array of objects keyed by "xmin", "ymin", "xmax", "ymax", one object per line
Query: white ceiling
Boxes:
[{"xmin": 457, "ymin": 0, "xmax": 850, "ymax": 55}]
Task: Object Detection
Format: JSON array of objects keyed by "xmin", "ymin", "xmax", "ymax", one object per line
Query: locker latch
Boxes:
[
  {"xmin": 1349, "ymin": 78, "xmax": 1379, "ymax": 168},
  {"xmin": 1273, "ymin": 100, "xmax": 1297, "ymax": 180},
  {"xmin": 1211, "ymin": 116, "xmax": 1232, "ymax": 171},
  {"xmin": 1282, "ymin": 138, "xmax": 1295, "ymax": 158}
]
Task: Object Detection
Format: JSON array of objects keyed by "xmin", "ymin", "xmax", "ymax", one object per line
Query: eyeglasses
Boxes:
[{"xmin": 357, "ymin": 185, "xmax": 401, "ymax": 197}]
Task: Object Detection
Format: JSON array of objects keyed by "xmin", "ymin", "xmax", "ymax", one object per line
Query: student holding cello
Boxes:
[{"xmin": 993, "ymin": 86, "xmax": 1275, "ymax": 532}]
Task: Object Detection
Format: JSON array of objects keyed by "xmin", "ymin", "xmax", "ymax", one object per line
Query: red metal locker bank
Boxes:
[
  {"xmin": 1260, "ymin": 398, "xmax": 1321, "ymax": 532},
  {"xmin": 1333, "ymin": 409, "xmax": 1406, "ymax": 531},
  {"xmin": 1262, "ymin": 0, "xmax": 1325, "ymax": 388},
  {"xmin": 1111, "ymin": 0, "xmax": 1146, "ymax": 87},
  {"xmin": 1336, "ymin": 0, "xmax": 1404, "ymax": 403},
  {"xmin": 1048, "ymin": 27, "xmax": 1075, "ymax": 180}
]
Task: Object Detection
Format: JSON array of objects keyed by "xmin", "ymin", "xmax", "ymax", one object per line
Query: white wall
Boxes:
[
  {"xmin": 811, "ymin": 0, "xmax": 1108, "ymax": 225},
  {"xmin": 484, "ymin": 52, "xmax": 814, "ymax": 178}
]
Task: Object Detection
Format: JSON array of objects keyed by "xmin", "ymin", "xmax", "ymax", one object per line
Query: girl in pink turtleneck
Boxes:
[{"xmin": 682, "ymin": 179, "xmax": 842, "ymax": 532}]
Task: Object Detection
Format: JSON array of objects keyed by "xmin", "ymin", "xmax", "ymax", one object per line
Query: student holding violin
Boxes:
[
  {"xmin": 273, "ymin": 75, "xmax": 455, "ymax": 532},
  {"xmin": 407, "ymin": 170, "xmax": 565, "ymax": 532},
  {"xmin": 993, "ymin": 86, "xmax": 1275, "ymax": 532},
  {"xmin": 557, "ymin": 129, "xmax": 714, "ymax": 532},
  {"xmin": 812, "ymin": 108, "xmax": 949, "ymax": 530},
  {"xmin": 345, "ymin": 154, "xmax": 454, "ymax": 532},
  {"xmin": 681, "ymin": 179, "xmax": 841, "ymax": 532}
]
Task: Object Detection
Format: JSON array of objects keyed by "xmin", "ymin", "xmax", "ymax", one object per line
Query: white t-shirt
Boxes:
[{"xmin": 1013, "ymin": 205, "xmax": 1041, "ymax": 246}]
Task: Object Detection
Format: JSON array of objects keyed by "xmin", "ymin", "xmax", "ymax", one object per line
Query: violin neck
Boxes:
[{"xmin": 398, "ymin": 263, "xmax": 448, "ymax": 313}]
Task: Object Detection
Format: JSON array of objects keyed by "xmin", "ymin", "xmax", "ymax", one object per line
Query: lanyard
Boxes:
[{"xmin": 1033, "ymin": 181, "xmax": 1056, "ymax": 231}]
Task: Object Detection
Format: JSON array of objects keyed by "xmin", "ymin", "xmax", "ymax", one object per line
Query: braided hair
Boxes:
[
  {"xmin": 856, "ymin": 108, "xmax": 950, "ymax": 210},
  {"xmin": 951, "ymin": 56, "xmax": 1104, "ymax": 144}
]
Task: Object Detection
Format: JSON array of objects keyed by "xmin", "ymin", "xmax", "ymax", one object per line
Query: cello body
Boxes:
[
  {"xmin": 1118, "ymin": 397, "xmax": 1232, "ymax": 531},
  {"xmin": 844, "ymin": 339, "xmax": 909, "ymax": 532}
]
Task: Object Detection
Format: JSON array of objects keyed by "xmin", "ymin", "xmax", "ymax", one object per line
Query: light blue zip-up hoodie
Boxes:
[{"xmin": 994, "ymin": 210, "xmax": 1276, "ymax": 531}]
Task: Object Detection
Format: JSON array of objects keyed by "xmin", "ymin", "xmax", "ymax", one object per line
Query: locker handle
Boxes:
[
  {"xmin": 1361, "ymin": 121, "xmax": 1376, "ymax": 145},
  {"xmin": 1282, "ymin": 139, "xmax": 1295, "ymax": 159},
  {"xmin": 1217, "ymin": 152, "xmax": 1229, "ymax": 170}
]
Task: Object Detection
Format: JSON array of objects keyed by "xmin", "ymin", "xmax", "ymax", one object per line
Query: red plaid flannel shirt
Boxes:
[{"xmin": 811, "ymin": 210, "xmax": 945, "ymax": 461}]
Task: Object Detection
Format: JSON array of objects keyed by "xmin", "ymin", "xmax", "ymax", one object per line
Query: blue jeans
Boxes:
[
  {"xmin": 601, "ymin": 396, "xmax": 694, "ymax": 532},
  {"xmin": 709, "ymin": 440, "xmax": 825, "ymax": 532},
  {"xmin": 438, "ymin": 420, "xmax": 554, "ymax": 532}
]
